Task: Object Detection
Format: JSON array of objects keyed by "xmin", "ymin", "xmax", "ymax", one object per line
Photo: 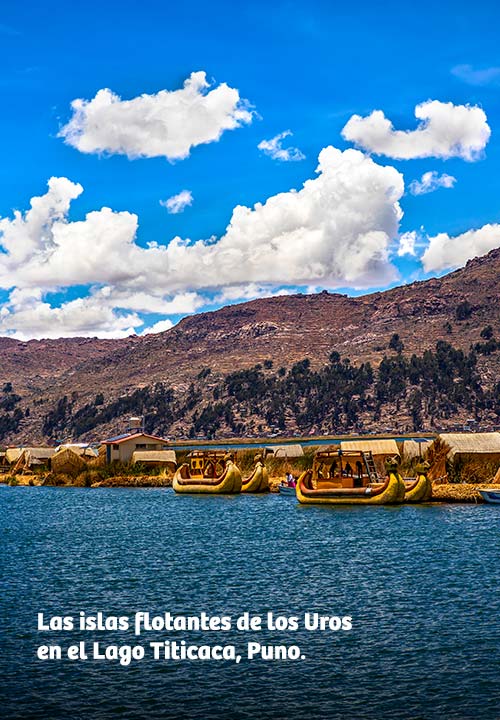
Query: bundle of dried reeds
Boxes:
[
  {"xmin": 51, "ymin": 448, "xmax": 87, "ymax": 476},
  {"xmin": 426, "ymin": 437, "xmax": 450, "ymax": 483},
  {"xmin": 94, "ymin": 475, "xmax": 172, "ymax": 488},
  {"xmin": 431, "ymin": 483, "xmax": 483, "ymax": 503}
]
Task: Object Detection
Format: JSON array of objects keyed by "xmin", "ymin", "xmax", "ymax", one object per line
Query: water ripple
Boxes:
[{"xmin": 1, "ymin": 486, "xmax": 499, "ymax": 719}]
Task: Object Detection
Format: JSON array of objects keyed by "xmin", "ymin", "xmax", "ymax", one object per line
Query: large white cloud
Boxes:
[
  {"xmin": 0, "ymin": 286, "xmax": 204, "ymax": 340},
  {"xmin": 0, "ymin": 288, "xmax": 140, "ymax": 340},
  {"xmin": 59, "ymin": 71, "xmax": 253, "ymax": 160},
  {"xmin": 422, "ymin": 223, "xmax": 500, "ymax": 272},
  {"xmin": 0, "ymin": 147, "xmax": 405, "ymax": 337},
  {"xmin": 342, "ymin": 100, "xmax": 490, "ymax": 160},
  {"xmin": 160, "ymin": 146, "xmax": 403, "ymax": 290}
]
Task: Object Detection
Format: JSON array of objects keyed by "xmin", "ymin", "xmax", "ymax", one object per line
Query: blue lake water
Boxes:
[
  {"xmin": 168, "ymin": 435, "xmax": 435, "ymax": 452},
  {"xmin": 1, "ymin": 486, "xmax": 500, "ymax": 720}
]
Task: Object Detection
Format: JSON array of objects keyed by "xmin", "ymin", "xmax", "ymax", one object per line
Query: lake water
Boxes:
[
  {"xmin": 1, "ymin": 486, "xmax": 499, "ymax": 720},
  {"xmin": 168, "ymin": 434, "xmax": 435, "ymax": 452}
]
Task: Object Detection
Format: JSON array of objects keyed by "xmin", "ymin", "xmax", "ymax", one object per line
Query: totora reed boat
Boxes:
[
  {"xmin": 296, "ymin": 449, "xmax": 406, "ymax": 505},
  {"xmin": 173, "ymin": 451, "xmax": 242, "ymax": 494},
  {"xmin": 404, "ymin": 461, "xmax": 433, "ymax": 503},
  {"xmin": 241, "ymin": 453, "xmax": 269, "ymax": 493}
]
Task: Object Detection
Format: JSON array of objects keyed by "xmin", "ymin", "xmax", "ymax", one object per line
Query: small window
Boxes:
[{"xmin": 113, "ymin": 444, "xmax": 119, "ymax": 450}]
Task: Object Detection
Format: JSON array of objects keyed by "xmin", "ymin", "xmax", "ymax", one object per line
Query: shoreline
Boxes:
[
  {"xmin": 166, "ymin": 432, "xmax": 437, "ymax": 452},
  {"xmin": 2, "ymin": 476, "xmax": 498, "ymax": 503}
]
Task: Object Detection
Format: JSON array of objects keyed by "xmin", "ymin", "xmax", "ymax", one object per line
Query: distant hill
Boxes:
[{"xmin": 1, "ymin": 247, "xmax": 499, "ymax": 444}]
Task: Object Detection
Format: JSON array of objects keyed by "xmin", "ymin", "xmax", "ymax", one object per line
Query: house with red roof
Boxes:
[{"xmin": 102, "ymin": 432, "xmax": 170, "ymax": 464}]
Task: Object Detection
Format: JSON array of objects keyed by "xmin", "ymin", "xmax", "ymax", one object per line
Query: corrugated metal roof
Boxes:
[
  {"xmin": 438, "ymin": 432, "xmax": 500, "ymax": 457},
  {"xmin": 103, "ymin": 432, "xmax": 169, "ymax": 445},
  {"xmin": 340, "ymin": 439, "xmax": 400, "ymax": 457},
  {"xmin": 132, "ymin": 450, "xmax": 177, "ymax": 464},
  {"xmin": 265, "ymin": 444, "xmax": 304, "ymax": 458},
  {"xmin": 102, "ymin": 433, "xmax": 135, "ymax": 443}
]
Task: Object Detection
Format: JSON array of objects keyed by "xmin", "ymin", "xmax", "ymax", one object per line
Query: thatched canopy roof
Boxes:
[
  {"xmin": 265, "ymin": 444, "xmax": 304, "ymax": 458},
  {"xmin": 5, "ymin": 448, "xmax": 22, "ymax": 464},
  {"xmin": 438, "ymin": 432, "xmax": 500, "ymax": 459},
  {"xmin": 340, "ymin": 439, "xmax": 400, "ymax": 458},
  {"xmin": 132, "ymin": 450, "xmax": 177, "ymax": 465},
  {"xmin": 402, "ymin": 439, "xmax": 433, "ymax": 459},
  {"xmin": 6, "ymin": 447, "xmax": 55, "ymax": 464},
  {"xmin": 56, "ymin": 444, "xmax": 98, "ymax": 458}
]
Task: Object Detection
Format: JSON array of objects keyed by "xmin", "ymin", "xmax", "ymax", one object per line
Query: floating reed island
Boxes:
[{"xmin": 1, "ymin": 433, "xmax": 500, "ymax": 503}]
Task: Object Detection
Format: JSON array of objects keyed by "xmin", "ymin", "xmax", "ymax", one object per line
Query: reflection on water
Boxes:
[{"xmin": 1, "ymin": 486, "xmax": 499, "ymax": 719}]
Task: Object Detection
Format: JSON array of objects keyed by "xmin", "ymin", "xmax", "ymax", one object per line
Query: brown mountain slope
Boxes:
[
  {"xmin": 45, "ymin": 246, "xmax": 499, "ymax": 394},
  {"xmin": 0, "ymin": 337, "xmax": 127, "ymax": 391},
  {"xmin": 1, "ymin": 247, "xmax": 499, "ymax": 443}
]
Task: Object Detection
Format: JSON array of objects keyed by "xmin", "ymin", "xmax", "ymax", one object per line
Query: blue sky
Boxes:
[{"xmin": 0, "ymin": 0, "xmax": 499, "ymax": 338}]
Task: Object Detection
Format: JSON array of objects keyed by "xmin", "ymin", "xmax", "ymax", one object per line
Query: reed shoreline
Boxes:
[{"xmin": 2, "ymin": 474, "xmax": 498, "ymax": 503}]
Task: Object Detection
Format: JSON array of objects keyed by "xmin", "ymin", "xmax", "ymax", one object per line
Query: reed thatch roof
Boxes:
[
  {"xmin": 340, "ymin": 439, "xmax": 400, "ymax": 458},
  {"xmin": 438, "ymin": 432, "xmax": 500, "ymax": 459},
  {"xmin": 5, "ymin": 448, "xmax": 22, "ymax": 464},
  {"xmin": 402, "ymin": 439, "xmax": 433, "ymax": 459},
  {"xmin": 132, "ymin": 450, "xmax": 177, "ymax": 465},
  {"xmin": 51, "ymin": 448, "xmax": 87, "ymax": 475},
  {"xmin": 56, "ymin": 444, "xmax": 98, "ymax": 458},
  {"xmin": 6, "ymin": 447, "xmax": 55, "ymax": 464},
  {"xmin": 265, "ymin": 444, "xmax": 304, "ymax": 458}
]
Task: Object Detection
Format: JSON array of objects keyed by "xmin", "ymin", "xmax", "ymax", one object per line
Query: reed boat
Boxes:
[
  {"xmin": 241, "ymin": 454, "xmax": 269, "ymax": 493},
  {"xmin": 404, "ymin": 461, "xmax": 432, "ymax": 503},
  {"xmin": 173, "ymin": 450, "xmax": 242, "ymax": 494},
  {"xmin": 296, "ymin": 449, "xmax": 406, "ymax": 505}
]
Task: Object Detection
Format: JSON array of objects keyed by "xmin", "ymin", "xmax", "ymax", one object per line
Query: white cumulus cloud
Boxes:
[
  {"xmin": 342, "ymin": 100, "xmax": 490, "ymax": 160},
  {"xmin": 258, "ymin": 130, "xmax": 305, "ymax": 162},
  {"xmin": 0, "ymin": 148, "xmax": 406, "ymax": 337},
  {"xmin": 422, "ymin": 223, "xmax": 500, "ymax": 272},
  {"xmin": 397, "ymin": 231, "xmax": 417, "ymax": 257},
  {"xmin": 59, "ymin": 71, "xmax": 253, "ymax": 161},
  {"xmin": 140, "ymin": 319, "xmax": 174, "ymax": 335},
  {"xmin": 160, "ymin": 190, "xmax": 193, "ymax": 214},
  {"xmin": 1, "ymin": 288, "xmax": 140, "ymax": 340},
  {"xmin": 159, "ymin": 146, "xmax": 404, "ymax": 291},
  {"xmin": 409, "ymin": 171, "xmax": 456, "ymax": 195}
]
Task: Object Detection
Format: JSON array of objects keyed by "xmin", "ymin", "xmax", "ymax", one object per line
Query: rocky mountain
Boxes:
[{"xmin": 1, "ymin": 248, "xmax": 500, "ymax": 444}]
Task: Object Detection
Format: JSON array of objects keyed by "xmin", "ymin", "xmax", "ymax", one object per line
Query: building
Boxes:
[
  {"xmin": 437, "ymin": 432, "xmax": 500, "ymax": 465},
  {"xmin": 264, "ymin": 444, "xmax": 304, "ymax": 458},
  {"xmin": 401, "ymin": 439, "xmax": 433, "ymax": 460},
  {"xmin": 5, "ymin": 447, "xmax": 56, "ymax": 471},
  {"xmin": 102, "ymin": 432, "xmax": 170, "ymax": 464},
  {"xmin": 55, "ymin": 443, "xmax": 99, "ymax": 458}
]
